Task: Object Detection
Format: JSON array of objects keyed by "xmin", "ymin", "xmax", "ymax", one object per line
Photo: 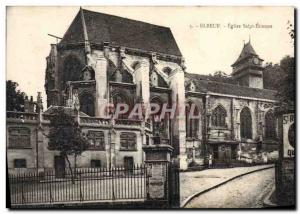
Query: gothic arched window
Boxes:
[
  {"xmin": 212, "ymin": 105, "xmax": 227, "ymax": 127},
  {"xmin": 80, "ymin": 93, "xmax": 95, "ymax": 116},
  {"xmin": 186, "ymin": 102, "xmax": 200, "ymax": 138},
  {"xmin": 115, "ymin": 70, "xmax": 123, "ymax": 82},
  {"xmin": 265, "ymin": 110, "xmax": 277, "ymax": 139},
  {"xmin": 112, "ymin": 93, "xmax": 130, "ymax": 119},
  {"xmin": 63, "ymin": 55, "xmax": 83, "ymax": 84},
  {"xmin": 151, "ymin": 97, "xmax": 168, "ymax": 138},
  {"xmin": 8, "ymin": 127, "xmax": 31, "ymax": 148},
  {"xmin": 121, "ymin": 69, "xmax": 133, "ymax": 83},
  {"xmin": 240, "ymin": 107, "xmax": 252, "ymax": 139}
]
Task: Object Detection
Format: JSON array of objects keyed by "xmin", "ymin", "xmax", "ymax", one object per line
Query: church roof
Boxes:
[
  {"xmin": 232, "ymin": 42, "xmax": 259, "ymax": 66},
  {"xmin": 185, "ymin": 72, "xmax": 277, "ymax": 100},
  {"xmin": 60, "ymin": 9, "xmax": 182, "ymax": 57}
]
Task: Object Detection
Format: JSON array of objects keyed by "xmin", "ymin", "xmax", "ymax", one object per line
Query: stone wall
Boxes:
[{"xmin": 7, "ymin": 123, "xmax": 38, "ymax": 173}]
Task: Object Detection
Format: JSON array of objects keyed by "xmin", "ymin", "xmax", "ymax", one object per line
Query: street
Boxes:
[{"xmin": 184, "ymin": 167, "xmax": 275, "ymax": 208}]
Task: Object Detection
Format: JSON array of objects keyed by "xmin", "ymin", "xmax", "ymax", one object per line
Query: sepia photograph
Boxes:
[{"xmin": 6, "ymin": 6, "xmax": 295, "ymax": 209}]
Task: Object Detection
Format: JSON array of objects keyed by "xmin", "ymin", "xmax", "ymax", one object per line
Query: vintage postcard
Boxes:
[{"xmin": 6, "ymin": 6, "xmax": 295, "ymax": 209}]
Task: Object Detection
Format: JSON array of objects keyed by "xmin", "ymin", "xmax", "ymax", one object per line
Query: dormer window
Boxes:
[
  {"xmin": 189, "ymin": 81, "xmax": 196, "ymax": 92},
  {"xmin": 150, "ymin": 71, "xmax": 158, "ymax": 87},
  {"xmin": 115, "ymin": 69, "xmax": 122, "ymax": 82},
  {"xmin": 163, "ymin": 67, "xmax": 172, "ymax": 76},
  {"xmin": 82, "ymin": 66, "xmax": 95, "ymax": 81}
]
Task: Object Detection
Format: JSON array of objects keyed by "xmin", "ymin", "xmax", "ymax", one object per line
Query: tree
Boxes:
[
  {"xmin": 274, "ymin": 21, "xmax": 295, "ymax": 111},
  {"xmin": 47, "ymin": 108, "xmax": 89, "ymax": 183},
  {"xmin": 263, "ymin": 63, "xmax": 283, "ymax": 90},
  {"xmin": 276, "ymin": 56, "xmax": 295, "ymax": 108},
  {"xmin": 6, "ymin": 80, "xmax": 27, "ymax": 111},
  {"xmin": 208, "ymin": 71, "xmax": 237, "ymax": 84},
  {"xmin": 287, "ymin": 20, "xmax": 294, "ymax": 46}
]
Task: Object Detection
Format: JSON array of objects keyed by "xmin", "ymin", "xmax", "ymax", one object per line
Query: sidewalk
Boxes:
[
  {"xmin": 180, "ymin": 164, "xmax": 274, "ymax": 206},
  {"xmin": 263, "ymin": 185, "xmax": 277, "ymax": 207}
]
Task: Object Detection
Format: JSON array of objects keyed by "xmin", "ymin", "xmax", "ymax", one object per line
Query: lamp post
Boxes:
[
  {"xmin": 192, "ymin": 137, "xmax": 195, "ymax": 162},
  {"xmin": 108, "ymin": 100, "xmax": 115, "ymax": 169}
]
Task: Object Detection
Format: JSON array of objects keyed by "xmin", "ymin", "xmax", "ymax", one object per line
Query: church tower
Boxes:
[{"xmin": 231, "ymin": 41, "xmax": 264, "ymax": 89}]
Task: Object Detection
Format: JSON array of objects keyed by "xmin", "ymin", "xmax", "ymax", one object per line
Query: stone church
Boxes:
[{"xmin": 7, "ymin": 8, "xmax": 278, "ymax": 174}]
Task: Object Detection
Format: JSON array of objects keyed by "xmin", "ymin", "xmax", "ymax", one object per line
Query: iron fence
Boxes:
[{"xmin": 9, "ymin": 164, "xmax": 148, "ymax": 205}]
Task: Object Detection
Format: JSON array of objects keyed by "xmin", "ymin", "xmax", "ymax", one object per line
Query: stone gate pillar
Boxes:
[
  {"xmin": 37, "ymin": 110, "xmax": 44, "ymax": 174},
  {"xmin": 37, "ymin": 125, "xmax": 44, "ymax": 173},
  {"xmin": 276, "ymin": 109, "xmax": 295, "ymax": 207},
  {"xmin": 143, "ymin": 144, "xmax": 176, "ymax": 207}
]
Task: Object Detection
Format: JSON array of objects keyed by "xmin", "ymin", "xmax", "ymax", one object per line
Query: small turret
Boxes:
[
  {"xmin": 36, "ymin": 92, "xmax": 43, "ymax": 113},
  {"xmin": 231, "ymin": 40, "xmax": 264, "ymax": 89}
]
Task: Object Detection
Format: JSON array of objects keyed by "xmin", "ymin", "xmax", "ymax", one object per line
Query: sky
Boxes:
[{"xmin": 6, "ymin": 6, "xmax": 294, "ymax": 103}]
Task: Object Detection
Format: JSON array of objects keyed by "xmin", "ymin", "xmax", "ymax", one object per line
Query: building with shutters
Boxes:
[{"xmin": 7, "ymin": 8, "xmax": 278, "ymax": 174}]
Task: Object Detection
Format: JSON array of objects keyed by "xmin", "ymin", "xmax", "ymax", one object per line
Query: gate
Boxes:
[
  {"xmin": 167, "ymin": 163, "xmax": 180, "ymax": 207},
  {"xmin": 9, "ymin": 165, "xmax": 148, "ymax": 206}
]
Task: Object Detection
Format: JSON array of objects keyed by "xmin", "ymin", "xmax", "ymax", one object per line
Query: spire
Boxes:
[
  {"xmin": 80, "ymin": 7, "xmax": 91, "ymax": 54},
  {"xmin": 232, "ymin": 39, "xmax": 257, "ymax": 66}
]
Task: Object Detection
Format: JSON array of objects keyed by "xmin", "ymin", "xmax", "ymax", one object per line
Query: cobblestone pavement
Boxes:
[
  {"xmin": 180, "ymin": 164, "xmax": 274, "ymax": 205},
  {"xmin": 184, "ymin": 167, "xmax": 275, "ymax": 208}
]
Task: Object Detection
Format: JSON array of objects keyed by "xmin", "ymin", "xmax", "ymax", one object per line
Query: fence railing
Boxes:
[
  {"xmin": 115, "ymin": 119, "xmax": 142, "ymax": 127},
  {"xmin": 7, "ymin": 111, "xmax": 38, "ymax": 121},
  {"xmin": 9, "ymin": 165, "xmax": 148, "ymax": 205},
  {"xmin": 80, "ymin": 117, "xmax": 110, "ymax": 125}
]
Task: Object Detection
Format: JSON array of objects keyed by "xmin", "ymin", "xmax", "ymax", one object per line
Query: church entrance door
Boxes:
[{"xmin": 218, "ymin": 145, "xmax": 232, "ymax": 165}]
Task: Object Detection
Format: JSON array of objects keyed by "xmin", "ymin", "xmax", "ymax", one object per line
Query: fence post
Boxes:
[
  {"xmin": 112, "ymin": 167, "xmax": 115, "ymax": 200},
  {"xmin": 21, "ymin": 173, "xmax": 25, "ymax": 204},
  {"xmin": 79, "ymin": 169, "xmax": 83, "ymax": 201},
  {"xmin": 49, "ymin": 170, "xmax": 53, "ymax": 203},
  {"xmin": 145, "ymin": 164, "xmax": 150, "ymax": 200}
]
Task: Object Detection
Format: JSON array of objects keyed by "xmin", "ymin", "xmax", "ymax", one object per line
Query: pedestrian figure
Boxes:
[
  {"xmin": 237, "ymin": 149, "xmax": 241, "ymax": 160},
  {"xmin": 208, "ymin": 154, "xmax": 213, "ymax": 168},
  {"xmin": 256, "ymin": 140, "xmax": 262, "ymax": 154},
  {"xmin": 263, "ymin": 152, "xmax": 268, "ymax": 163}
]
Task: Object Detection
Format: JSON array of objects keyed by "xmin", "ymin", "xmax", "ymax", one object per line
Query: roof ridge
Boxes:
[
  {"xmin": 205, "ymin": 79, "xmax": 277, "ymax": 93},
  {"xmin": 82, "ymin": 8, "xmax": 171, "ymax": 30},
  {"xmin": 80, "ymin": 7, "xmax": 91, "ymax": 53}
]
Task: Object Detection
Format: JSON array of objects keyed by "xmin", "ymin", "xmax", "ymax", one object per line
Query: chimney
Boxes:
[
  {"xmin": 36, "ymin": 92, "xmax": 43, "ymax": 113},
  {"xmin": 24, "ymin": 96, "xmax": 30, "ymax": 112}
]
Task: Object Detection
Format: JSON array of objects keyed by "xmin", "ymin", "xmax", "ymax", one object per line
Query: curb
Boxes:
[
  {"xmin": 263, "ymin": 185, "xmax": 277, "ymax": 207},
  {"xmin": 181, "ymin": 165, "xmax": 275, "ymax": 208}
]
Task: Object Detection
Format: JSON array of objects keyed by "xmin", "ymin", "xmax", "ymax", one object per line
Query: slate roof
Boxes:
[
  {"xmin": 60, "ymin": 9, "xmax": 182, "ymax": 56},
  {"xmin": 232, "ymin": 42, "xmax": 259, "ymax": 66},
  {"xmin": 184, "ymin": 73, "xmax": 238, "ymax": 85},
  {"xmin": 185, "ymin": 72, "xmax": 277, "ymax": 100}
]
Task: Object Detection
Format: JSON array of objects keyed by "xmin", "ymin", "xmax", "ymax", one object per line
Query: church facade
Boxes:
[{"xmin": 7, "ymin": 8, "xmax": 278, "ymax": 174}]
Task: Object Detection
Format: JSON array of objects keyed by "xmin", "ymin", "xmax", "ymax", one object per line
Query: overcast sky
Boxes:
[{"xmin": 7, "ymin": 6, "xmax": 294, "ymax": 102}]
